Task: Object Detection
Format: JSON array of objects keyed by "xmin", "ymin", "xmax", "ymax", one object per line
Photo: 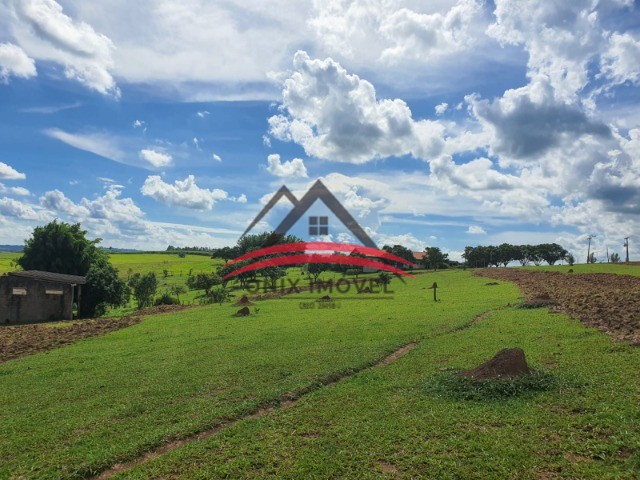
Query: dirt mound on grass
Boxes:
[
  {"xmin": 459, "ymin": 348, "xmax": 532, "ymax": 380},
  {"xmin": 235, "ymin": 295, "xmax": 254, "ymax": 306},
  {"xmin": 234, "ymin": 306, "xmax": 251, "ymax": 317},
  {"xmin": 317, "ymin": 295, "xmax": 332, "ymax": 301}
]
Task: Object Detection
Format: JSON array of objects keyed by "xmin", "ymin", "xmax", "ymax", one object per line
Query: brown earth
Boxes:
[
  {"xmin": 476, "ymin": 269, "xmax": 640, "ymax": 345},
  {"xmin": 459, "ymin": 347, "xmax": 532, "ymax": 380},
  {"xmin": 234, "ymin": 306, "xmax": 251, "ymax": 316},
  {"xmin": 0, "ymin": 317, "xmax": 140, "ymax": 363},
  {"xmin": 235, "ymin": 295, "xmax": 254, "ymax": 306},
  {"xmin": 0, "ymin": 305, "xmax": 192, "ymax": 363}
]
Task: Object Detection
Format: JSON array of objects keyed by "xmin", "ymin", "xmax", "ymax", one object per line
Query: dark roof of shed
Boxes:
[{"xmin": 9, "ymin": 270, "xmax": 87, "ymax": 285}]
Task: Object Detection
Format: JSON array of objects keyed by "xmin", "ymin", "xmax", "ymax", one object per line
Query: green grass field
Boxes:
[{"xmin": 1, "ymin": 268, "xmax": 640, "ymax": 478}]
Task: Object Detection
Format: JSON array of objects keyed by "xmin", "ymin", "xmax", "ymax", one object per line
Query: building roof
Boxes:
[
  {"xmin": 9, "ymin": 270, "xmax": 87, "ymax": 285},
  {"xmin": 413, "ymin": 252, "xmax": 426, "ymax": 261}
]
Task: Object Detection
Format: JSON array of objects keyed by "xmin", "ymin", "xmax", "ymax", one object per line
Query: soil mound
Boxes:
[
  {"xmin": 317, "ymin": 295, "xmax": 332, "ymax": 301},
  {"xmin": 235, "ymin": 295, "xmax": 254, "ymax": 306},
  {"xmin": 485, "ymin": 282, "xmax": 499, "ymax": 286},
  {"xmin": 458, "ymin": 348, "xmax": 532, "ymax": 380},
  {"xmin": 234, "ymin": 306, "xmax": 251, "ymax": 317}
]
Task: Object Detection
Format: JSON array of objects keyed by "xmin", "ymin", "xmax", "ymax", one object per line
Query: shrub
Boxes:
[{"xmin": 154, "ymin": 292, "xmax": 179, "ymax": 306}]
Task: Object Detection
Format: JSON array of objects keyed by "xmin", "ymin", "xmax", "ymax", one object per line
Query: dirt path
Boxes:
[
  {"xmin": 476, "ymin": 269, "xmax": 640, "ymax": 345},
  {"xmin": 0, "ymin": 305, "xmax": 192, "ymax": 363}
]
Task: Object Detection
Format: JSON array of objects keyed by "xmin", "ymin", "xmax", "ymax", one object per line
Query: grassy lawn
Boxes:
[
  {"xmin": 2, "ymin": 265, "xmax": 639, "ymax": 478},
  {"xmin": 0, "ymin": 270, "xmax": 517, "ymax": 478},
  {"xmin": 123, "ymin": 306, "xmax": 640, "ymax": 479}
]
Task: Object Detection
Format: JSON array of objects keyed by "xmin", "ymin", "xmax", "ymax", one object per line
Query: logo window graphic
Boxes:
[
  {"xmin": 309, "ymin": 216, "xmax": 328, "ymax": 236},
  {"xmin": 224, "ymin": 180, "xmax": 416, "ymax": 287}
]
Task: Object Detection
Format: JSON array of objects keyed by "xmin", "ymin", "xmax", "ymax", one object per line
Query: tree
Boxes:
[
  {"xmin": 537, "ymin": 243, "xmax": 568, "ymax": 266},
  {"xmin": 610, "ymin": 252, "xmax": 620, "ymax": 263},
  {"xmin": 382, "ymin": 244, "xmax": 416, "ymax": 267},
  {"xmin": 378, "ymin": 271, "xmax": 392, "ymax": 286},
  {"xmin": 170, "ymin": 284, "xmax": 187, "ymax": 303},
  {"xmin": 306, "ymin": 262, "xmax": 329, "ymax": 282},
  {"xmin": 129, "ymin": 272, "xmax": 158, "ymax": 309},
  {"xmin": 80, "ymin": 262, "xmax": 129, "ymax": 317},
  {"xmin": 588, "ymin": 252, "xmax": 597, "ymax": 264},
  {"xmin": 565, "ymin": 253, "xmax": 575, "ymax": 266},
  {"xmin": 424, "ymin": 247, "xmax": 448, "ymax": 271},
  {"xmin": 261, "ymin": 266, "xmax": 286, "ymax": 288},
  {"xmin": 18, "ymin": 220, "xmax": 107, "ymax": 275},
  {"xmin": 186, "ymin": 273, "xmax": 220, "ymax": 294}
]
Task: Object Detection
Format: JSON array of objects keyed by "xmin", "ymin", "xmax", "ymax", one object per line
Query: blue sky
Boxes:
[{"xmin": 0, "ymin": 0, "xmax": 639, "ymax": 261}]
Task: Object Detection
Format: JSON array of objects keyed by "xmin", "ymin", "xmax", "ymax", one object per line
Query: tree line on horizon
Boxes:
[{"xmin": 462, "ymin": 243, "xmax": 571, "ymax": 267}]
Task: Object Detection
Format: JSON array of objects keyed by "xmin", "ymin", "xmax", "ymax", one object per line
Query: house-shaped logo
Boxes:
[{"xmin": 241, "ymin": 179, "xmax": 377, "ymax": 248}]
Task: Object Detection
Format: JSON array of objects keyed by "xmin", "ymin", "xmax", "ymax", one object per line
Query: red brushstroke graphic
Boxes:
[
  {"xmin": 223, "ymin": 243, "xmax": 416, "ymax": 280},
  {"xmin": 227, "ymin": 242, "xmax": 416, "ymax": 268}
]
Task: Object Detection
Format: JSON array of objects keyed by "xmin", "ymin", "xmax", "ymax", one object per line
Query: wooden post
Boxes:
[{"xmin": 429, "ymin": 282, "xmax": 438, "ymax": 302}]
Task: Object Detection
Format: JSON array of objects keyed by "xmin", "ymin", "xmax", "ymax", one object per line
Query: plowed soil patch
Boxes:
[
  {"xmin": 0, "ymin": 316, "xmax": 141, "ymax": 363},
  {"xmin": 476, "ymin": 269, "xmax": 640, "ymax": 344}
]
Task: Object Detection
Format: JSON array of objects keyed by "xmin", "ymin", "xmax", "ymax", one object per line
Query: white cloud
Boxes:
[
  {"xmin": 0, "ymin": 196, "xmax": 39, "ymax": 220},
  {"xmin": 139, "ymin": 148, "xmax": 172, "ymax": 168},
  {"xmin": 0, "ymin": 162, "xmax": 26, "ymax": 180},
  {"xmin": 311, "ymin": 0, "xmax": 486, "ymax": 66},
  {"xmin": 9, "ymin": 0, "xmax": 119, "ymax": 96},
  {"xmin": 265, "ymin": 153, "xmax": 308, "ymax": 178},
  {"xmin": 45, "ymin": 128, "xmax": 126, "ymax": 164},
  {"xmin": 40, "ymin": 189, "xmax": 90, "ymax": 217},
  {"xmin": 197, "ymin": 110, "xmax": 210, "ymax": 118},
  {"xmin": 378, "ymin": 0, "xmax": 484, "ymax": 63},
  {"xmin": 268, "ymin": 51, "xmax": 445, "ymax": 163},
  {"xmin": 212, "ymin": 153, "xmax": 222, "ymax": 162},
  {"xmin": 435, "ymin": 102, "xmax": 448, "ymax": 115},
  {"xmin": 0, "ymin": 42, "xmax": 36, "ymax": 81},
  {"xmin": 0, "ymin": 183, "xmax": 30, "ymax": 196},
  {"xmin": 467, "ymin": 225, "xmax": 486, "ymax": 235},
  {"xmin": 141, "ymin": 175, "xmax": 229, "ymax": 210},
  {"xmin": 601, "ymin": 32, "xmax": 640, "ymax": 86},
  {"xmin": 132, "ymin": 119, "xmax": 145, "ymax": 128}
]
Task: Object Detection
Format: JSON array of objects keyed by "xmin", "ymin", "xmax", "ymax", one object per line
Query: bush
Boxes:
[
  {"xmin": 129, "ymin": 272, "xmax": 158, "ymax": 309},
  {"xmin": 80, "ymin": 262, "xmax": 129, "ymax": 317},
  {"xmin": 200, "ymin": 286, "xmax": 231, "ymax": 305},
  {"xmin": 154, "ymin": 292, "xmax": 179, "ymax": 306}
]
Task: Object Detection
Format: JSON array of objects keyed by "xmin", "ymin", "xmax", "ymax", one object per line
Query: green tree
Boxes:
[
  {"xmin": 565, "ymin": 253, "xmax": 575, "ymax": 266},
  {"xmin": 186, "ymin": 273, "xmax": 221, "ymax": 294},
  {"xmin": 129, "ymin": 272, "xmax": 158, "ymax": 309},
  {"xmin": 382, "ymin": 244, "xmax": 416, "ymax": 267},
  {"xmin": 424, "ymin": 247, "xmax": 448, "ymax": 270},
  {"xmin": 610, "ymin": 252, "xmax": 620, "ymax": 263},
  {"xmin": 261, "ymin": 266, "xmax": 286, "ymax": 288},
  {"xmin": 306, "ymin": 262, "xmax": 329, "ymax": 282},
  {"xmin": 537, "ymin": 243, "xmax": 568, "ymax": 265},
  {"xmin": 378, "ymin": 271, "xmax": 392, "ymax": 286},
  {"xmin": 170, "ymin": 284, "xmax": 187, "ymax": 303},
  {"xmin": 18, "ymin": 220, "xmax": 107, "ymax": 275},
  {"xmin": 80, "ymin": 262, "xmax": 129, "ymax": 317}
]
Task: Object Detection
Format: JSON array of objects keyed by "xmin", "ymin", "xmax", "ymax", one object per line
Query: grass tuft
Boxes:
[{"xmin": 424, "ymin": 369, "xmax": 567, "ymax": 401}]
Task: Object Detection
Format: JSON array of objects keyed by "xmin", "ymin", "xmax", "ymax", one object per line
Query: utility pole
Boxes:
[
  {"xmin": 586, "ymin": 234, "xmax": 596, "ymax": 264},
  {"xmin": 624, "ymin": 237, "xmax": 629, "ymax": 263},
  {"xmin": 606, "ymin": 246, "xmax": 609, "ymax": 263}
]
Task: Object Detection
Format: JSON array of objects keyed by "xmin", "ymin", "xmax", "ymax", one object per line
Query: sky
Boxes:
[{"xmin": 0, "ymin": 0, "xmax": 639, "ymax": 262}]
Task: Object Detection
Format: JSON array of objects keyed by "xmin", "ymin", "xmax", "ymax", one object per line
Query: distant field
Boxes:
[
  {"xmin": 0, "ymin": 252, "xmax": 19, "ymax": 274},
  {"xmin": 526, "ymin": 262, "xmax": 640, "ymax": 276}
]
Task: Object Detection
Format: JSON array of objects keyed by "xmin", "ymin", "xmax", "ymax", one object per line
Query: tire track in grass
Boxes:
[{"xmin": 92, "ymin": 306, "xmax": 502, "ymax": 479}]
